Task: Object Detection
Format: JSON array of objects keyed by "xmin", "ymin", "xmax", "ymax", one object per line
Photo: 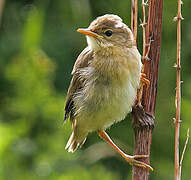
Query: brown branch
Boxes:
[
  {"xmin": 174, "ymin": 0, "xmax": 184, "ymax": 179},
  {"xmin": 142, "ymin": 0, "xmax": 163, "ymax": 114},
  {"xmin": 179, "ymin": 128, "xmax": 190, "ymax": 178},
  {"xmin": 131, "ymin": 108, "xmax": 154, "ymax": 180},
  {"xmin": 132, "ymin": 0, "xmax": 163, "ymax": 179},
  {"xmin": 131, "ymin": 0, "xmax": 138, "ymax": 45}
]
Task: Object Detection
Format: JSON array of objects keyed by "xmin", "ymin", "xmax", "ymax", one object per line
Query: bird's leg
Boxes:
[
  {"xmin": 137, "ymin": 73, "xmax": 150, "ymax": 107},
  {"xmin": 98, "ymin": 130, "xmax": 153, "ymax": 171}
]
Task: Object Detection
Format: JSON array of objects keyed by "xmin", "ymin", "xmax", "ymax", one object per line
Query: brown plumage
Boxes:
[{"xmin": 64, "ymin": 47, "xmax": 93, "ymax": 151}]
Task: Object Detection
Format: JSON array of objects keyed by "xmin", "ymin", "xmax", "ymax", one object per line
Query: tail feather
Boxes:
[{"xmin": 65, "ymin": 132, "xmax": 87, "ymax": 153}]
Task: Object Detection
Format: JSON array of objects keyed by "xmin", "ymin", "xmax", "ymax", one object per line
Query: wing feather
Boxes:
[{"xmin": 64, "ymin": 47, "xmax": 93, "ymax": 123}]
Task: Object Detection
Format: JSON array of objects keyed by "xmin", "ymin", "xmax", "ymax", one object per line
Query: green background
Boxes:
[{"xmin": 0, "ymin": 0, "xmax": 190, "ymax": 179}]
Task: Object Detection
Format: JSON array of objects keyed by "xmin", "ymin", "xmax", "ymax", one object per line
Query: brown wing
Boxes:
[{"xmin": 64, "ymin": 47, "xmax": 93, "ymax": 123}]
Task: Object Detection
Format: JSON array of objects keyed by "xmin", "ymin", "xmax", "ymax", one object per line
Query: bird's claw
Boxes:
[
  {"xmin": 140, "ymin": 73, "xmax": 150, "ymax": 87},
  {"xmin": 132, "ymin": 154, "xmax": 149, "ymax": 159},
  {"xmin": 137, "ymin": 73, "xmax": 150, "ymax": 107},
  {"xmin": 125, "ymin": 154, "xmax": 153, "ymax": 171}
]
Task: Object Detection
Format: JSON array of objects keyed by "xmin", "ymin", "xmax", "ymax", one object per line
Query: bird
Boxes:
[{"xmin": 64, "ymin": 14, "xmax": 152, "ymax": 170}]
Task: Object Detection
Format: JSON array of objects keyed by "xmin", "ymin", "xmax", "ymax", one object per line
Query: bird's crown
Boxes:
[{"xmin": 89, "ymin": 14, "xmax": 124, "ymax": 31}]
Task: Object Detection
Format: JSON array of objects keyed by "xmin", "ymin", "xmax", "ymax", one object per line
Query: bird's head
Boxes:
[{"xmin": 77, "ymin": 14, "xmax": 135, "ymax": 51}]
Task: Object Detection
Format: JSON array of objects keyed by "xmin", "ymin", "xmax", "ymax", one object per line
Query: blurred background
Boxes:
[{"xmin": 0, "ymin": 0, "xmax": 190, "ymax": 179}]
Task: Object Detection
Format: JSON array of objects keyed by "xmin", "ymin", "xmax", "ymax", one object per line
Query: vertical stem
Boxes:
[
  {"xmin": 132, "ymin": 0, "xmax": 163, "ymax": 179},
  {"xmin": 179, "ymin": 129, "xmax": 190, "ymax": 178},
  {"xmin": 131, "ymin": 0, "xmax": 138, "ymax": 45},
  {"xmin": 132, "ymin": 108, "xmax": 154, "ymax": 180},
  {"xmin": 143, "ymin": 0, "xmax": 163, "ymax": 114},
  {"xmin": 142, "ymin": 0, "xmax": 146, "ymax": 59},
  {"xmin": 137, "ymin": 0, "xmax": 147, "ymax": 106},
  {"xmin": 175, "ymin": 0, "xmax": 183, "ymax": 179}
]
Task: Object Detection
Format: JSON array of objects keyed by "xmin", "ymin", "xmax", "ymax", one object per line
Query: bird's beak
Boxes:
[{"xmin": 77, "ymin": 28, "xmax": 103, "ymax": 38}]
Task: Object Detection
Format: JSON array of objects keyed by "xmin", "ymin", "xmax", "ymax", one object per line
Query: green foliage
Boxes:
[{"xmin": 0, "ymin": 0, "xmax": 190, "ymax": 179}]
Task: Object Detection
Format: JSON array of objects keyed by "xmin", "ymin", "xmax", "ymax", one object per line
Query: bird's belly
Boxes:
[{"xmin": 75, "ymin": 77, "xmax": 138, "ymax": 132}]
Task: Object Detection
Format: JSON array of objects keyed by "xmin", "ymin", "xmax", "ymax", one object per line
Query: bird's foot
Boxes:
[
  {"xmin": 137, "ymin": 73, "xmax": 150, "ymax": 108},
  {"xmin": 124, "ymin": 154, "xmax": 153, "ymax": 171},
  {"xmin": 140, "ymin": 73, "xmax": 150, "ymax": 87},
  {"xmin": 98, "ymin": 130, "xmax": 153, "ymax": 171}
]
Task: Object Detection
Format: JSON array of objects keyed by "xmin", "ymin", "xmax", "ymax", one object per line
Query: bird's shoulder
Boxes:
[
  {"xmin": 72, "ymin": 46, "xmax": 93, "ymax": 74},
  {"xmin": 64, "ymin": 46, "xmax": 93, "ymax": 123}
]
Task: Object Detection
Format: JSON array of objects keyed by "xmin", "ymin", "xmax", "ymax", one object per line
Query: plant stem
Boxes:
[
  {"xmin": 131, "ymin": 0, "xmax": 138, "ymax": 45},
  {"xmin": 179, "ymin": 129, "xmax": 190, "ymax": 178},
  {"xmin": 142, "ymin": 0, "xmax": 146, "ymax": 59},
  {"xmin": 174, "ymin": 0, "xmax": 183, "ymax": 179},
  {"xmin": 132, "ymin": 0, "xmax": 163, "ymax": 179}
]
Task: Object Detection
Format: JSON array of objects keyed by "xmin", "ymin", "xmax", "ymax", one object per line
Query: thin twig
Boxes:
[
  {"xmin": 131, "ymin": 0, "xmax": 138, "ymax": 45},
  {"xmin": 141, "ymin": 0, "xmax": 147, "ymax": 60},
  {"xmin": 179, "ymin": 128, "xmax": 190, "ymax": 179},
  {"xmin": 174, "ymin": 0, "xmax": 184, "ymax": 180},
  {"xmin": 137, "ymin": 0, "xmax": 149, "ymax": 107}
]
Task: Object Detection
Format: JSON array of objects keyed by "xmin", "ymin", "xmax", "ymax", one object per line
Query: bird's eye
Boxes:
[{"xmin": 104, "ymin": 30, "xmax": 113, "ymax": 37}]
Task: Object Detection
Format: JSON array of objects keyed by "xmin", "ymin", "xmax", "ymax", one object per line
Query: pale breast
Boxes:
[
  {"xmin": 74, "ymin": 47, "xmax": 142, "ymax": 132},
  {"xmin": 74, "ymin": 66, "xmax": 139, "ymax": 132},
  {"xmin": 90, "ymin": 75, "xmax": 137, "ymax": 130}
]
